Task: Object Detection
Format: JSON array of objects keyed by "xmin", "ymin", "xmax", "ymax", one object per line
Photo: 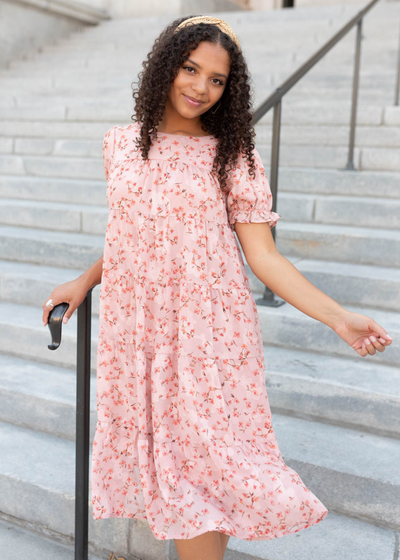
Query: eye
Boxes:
[{"xmin": 182, "ymin": 66, "xmax": 224, "ymax": 86}]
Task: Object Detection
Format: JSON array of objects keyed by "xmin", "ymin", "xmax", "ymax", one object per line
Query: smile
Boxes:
[{"xmin": 183, "ymin": 94, "xmax": 204, "ymax": 107}]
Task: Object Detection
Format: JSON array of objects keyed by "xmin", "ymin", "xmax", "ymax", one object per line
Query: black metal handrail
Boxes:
[
  {"xmin": 251, "ymin": 0, "xmax": 399, "ymax": 307},
  {"xmin": 45, "ymin": 2, "xmax": 399, "ymax": 558},
  {"xmin": 47, "ymin": 292, "xmax": 93, "ymax": 560}
]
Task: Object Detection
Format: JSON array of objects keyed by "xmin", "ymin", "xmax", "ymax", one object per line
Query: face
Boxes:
[{"xmin": 166, "ymin": 41, "xmax": 231, "ymax": 119}]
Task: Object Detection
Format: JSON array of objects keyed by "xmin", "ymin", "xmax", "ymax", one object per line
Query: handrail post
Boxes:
[
  {"xmin": 346, "ymin": 18, "xmax": 363, "ymax": 170},
  {"xmin": 395, "ymin": 19, "xmax": 400, "ymax": 106},
  {"xmin": 75, "ymin": 288, "xmax": 93, "ymax": 560},
  {"xmin": 256, "ymin": 93, "xmax": 285, "ymax": 308}
]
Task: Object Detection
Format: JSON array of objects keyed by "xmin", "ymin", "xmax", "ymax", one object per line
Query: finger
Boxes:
[
  {"xmin": 364, "ymin": 338, "xmax": 376, "ymax": 355},
  {"xmin": 359, "ymin": 343, "xmax": 371, "ymax": 357},
  {"xmin": 357, "ymin": 345, "xmax": 367, "ymax": 357},
  {"xmin": 368, "ymin": 320, "xmax": 393, "ymax": 343},
  {"xmin": 381, "ymin": 337, "xmax": 392, "ymax": 346},
  {"xmin": 368, "ymin": 336, "xmax": 386, "ymax": 352},
  {"xmin": 62, "ymin": 305, "xmax": 73, "ymax": 323},
  {"xmin": 42, "ymin": 300, "xmax": 55, "ymax": 325},
  {"xmin": 359, "ymin": 344, "xmax": 371, "ymax": 357}
]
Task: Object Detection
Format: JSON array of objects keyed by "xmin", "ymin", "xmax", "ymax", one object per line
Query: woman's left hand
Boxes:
[{"xmin": 333, "ymin": 311, "xmax": 393, "ymax": 357}]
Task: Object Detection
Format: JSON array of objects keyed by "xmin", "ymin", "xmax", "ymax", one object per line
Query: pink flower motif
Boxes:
[{"xmin": 91, "ymin": 121, "xmax": 328, "ymax": 541}]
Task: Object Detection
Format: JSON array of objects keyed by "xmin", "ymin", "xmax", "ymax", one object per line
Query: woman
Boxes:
[{"xmin": 42, "ymin": 15, "xmax": 393, "ymax": 560}]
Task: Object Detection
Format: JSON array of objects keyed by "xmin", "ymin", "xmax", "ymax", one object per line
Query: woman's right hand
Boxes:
[{"xmin": 42, "ymin": 276, "xmax": 90, "ymax": 327}]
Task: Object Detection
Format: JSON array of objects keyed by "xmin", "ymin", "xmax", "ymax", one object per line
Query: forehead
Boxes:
[{"xmin": 187, "ymin": 41, "xmax": 231, "ymax": 72}]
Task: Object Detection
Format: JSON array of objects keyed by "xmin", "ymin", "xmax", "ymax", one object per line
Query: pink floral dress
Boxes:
[{"xmin": 91, "ymin": 121, "xmax": 328, "ymax": 540}]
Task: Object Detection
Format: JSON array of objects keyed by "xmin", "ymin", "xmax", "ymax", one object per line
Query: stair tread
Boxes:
[
  {"xmin": 278, "ymin": 220, "xmax": 400, "ymax": 238},
  {"xmin": 0, "ymin": 353, "xmax": 97, "ymax": 408},
  {"xmin": 228, "ymin": 510, "xmax": 396, "ymax": 560},
  {"xmin": 1, "ymin": 407, "xmax": 399, "ymax": 493},
  {"xmin": 2, "ymin": 216, "xmax": 400, "ymax": 240},
  {"xmin": 0, "ymin": 198, "xmax": 108, "ymax": 212},
  {"xmin": 263, "ymin": 345, "xmax": 400, "ymax": 397},
  {"xmin": 1, "ymin": 294, "xmax": 399, "ymax": 329},
  {"xmin": 0, "ymin": 518, "xmax": 103, "ymax": 560},
  {"xmin": 0, "ymin": 224, "xmax": 105, "ymax": 244},
  {"xmin": 1, "ymin": 256, "xmax": 399, "ymax": 284},
  {"xmin": 0, "ymin": 0, "xmax": 399, "ymax": 548}
]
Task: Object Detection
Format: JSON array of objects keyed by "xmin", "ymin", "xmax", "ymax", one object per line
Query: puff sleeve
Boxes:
[
  {"xmin": 102, "ymin": 125, "xmax": 117, "ymax": 181},
  {"xmin": 226, "ymin": 147, "xmax": 281, "ymax": 232}
]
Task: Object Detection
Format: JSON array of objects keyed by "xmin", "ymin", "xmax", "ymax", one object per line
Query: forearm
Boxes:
[
  {"xmin": 78, "ymin": 254, "xmax": 104, "ymax": 291},
  {"xmin": 249, "ymin": 251, "xmax": 349, "ymax": 330}
]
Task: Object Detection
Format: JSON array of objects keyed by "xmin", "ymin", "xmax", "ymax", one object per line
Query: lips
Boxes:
[{"xmin": 183, "ymin": 94, "xmax": 204, "ymax": 107}]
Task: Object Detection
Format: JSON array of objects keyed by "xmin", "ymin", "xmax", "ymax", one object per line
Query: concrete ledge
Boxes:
[
  {"xmin": 14, "ymin": 0, "xmax": 110, "ymax": 24},
  {"xmin": 0, "ymin": 0, "xmax": 110, "ymax": 70},
  {"xmin": 0, "ymin": 517, "xmax": 104, "ymax": 560}
]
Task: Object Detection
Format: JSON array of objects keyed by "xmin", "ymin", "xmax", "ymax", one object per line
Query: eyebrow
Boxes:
[{"xmin": 186, "ymin": 58, "xmax": 228, "ymax": 79}]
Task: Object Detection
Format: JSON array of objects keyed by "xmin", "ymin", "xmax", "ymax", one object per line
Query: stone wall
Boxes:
[
  {"xmin": 0, "ymin": 0, "xmax": 109, "ymax": 69},
  {"xmin": 104, "ymin": 0, "xmax": 243, "ymax": 18}
]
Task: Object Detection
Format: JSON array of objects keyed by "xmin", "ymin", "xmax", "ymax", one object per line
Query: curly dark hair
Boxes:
[{"xmin": 131, "ymin": 15, "xmax": 257, "ymax": 194}]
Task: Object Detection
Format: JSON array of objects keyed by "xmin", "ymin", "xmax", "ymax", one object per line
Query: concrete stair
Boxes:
[
  {"xmin": 0, "ymin": 1, "xmax": 400, "ymax": 559},
  {"xmin": 0, "ymin": 517, "xmax": 104, "ymax": 560}
]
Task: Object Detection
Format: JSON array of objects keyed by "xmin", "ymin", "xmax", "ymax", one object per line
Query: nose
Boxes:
[{"xmin": 191, "ymin": 75, "xmax": 208, "ymax": 97}]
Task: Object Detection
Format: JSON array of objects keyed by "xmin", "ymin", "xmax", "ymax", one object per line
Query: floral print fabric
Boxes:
[{"xmin": 91, "ymin": 122, "xmax": 328, "ymax": 540}]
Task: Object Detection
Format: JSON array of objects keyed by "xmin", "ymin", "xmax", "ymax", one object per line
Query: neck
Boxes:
[{"xmin": 156, "ymin": 100, "xmax": 208, "ymax": 137}]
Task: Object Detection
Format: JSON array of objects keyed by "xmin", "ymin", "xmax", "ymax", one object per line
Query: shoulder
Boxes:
[
  {"xmin": 103, "ymin": 122, "xmax": 141, "ymax": 142},
  {"xmin": 102, "ymin": 122, "xmax": 143, "ymax": 160}
]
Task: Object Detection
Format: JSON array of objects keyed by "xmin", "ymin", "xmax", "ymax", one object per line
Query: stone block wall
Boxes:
[{"xmin": 0, "ymin": 0, "xmax": 108, "ymax": 69}]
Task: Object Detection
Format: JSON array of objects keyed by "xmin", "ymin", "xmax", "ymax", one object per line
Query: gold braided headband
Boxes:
[{"xmin": 173, "ymin": 16, "xmax": 241, "ymax": 52}]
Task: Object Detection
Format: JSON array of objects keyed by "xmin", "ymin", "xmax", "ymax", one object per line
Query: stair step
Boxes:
[
  {"xmin": 0, "ymin": 518, "xmax": 104, "ymax": 560},
  {"xmin": 277, "ymin": 193, "xmax": 400, "ymax": 229},
  {"xmin": 0, "ymin": 300, "xmax": 100, "ymax": 371},
  {"xmin": 0, "ymin": 198, "xmax": 108, "ymax": 234},
  {"xmin": 0, "ymin": 103, "xmax": 387, "ymax": 126},
  {"xmin": 255, "ymin": 124, "xmax": 400, "ymax": 148},
  {"xmin": 0, "ymin": 420, "xmax": 132, "ymax": 557},
  {"xmin": 0, "ymin": 353, "xmax": 97, "ymax": 441},
  {"xmin": 248, "ymin": 257, "xmax": 400, "ymax": 312},
  {"xmin": 0, "ymin": 225, "xmax": 104, "ymax": 269},
  {"xmin": 1, "ymin": 256, "xmax": 399, "ymax": 314},
  {"xmin": 0, "ymin": 297, "xmax": 397, "ymax": 374},
  {"xmin": 0, "ymin": 412, "xmax": 399, "ymax": 540},
  {"xmin": 0, "ymin": 175, "xmax": 106, "ymax": 205},
  {"xmin": 0, "ymin": 456, "xmax": 397, "ymax": 560},
  {"xmin": 0, "ymin": 120, "xmax": 118, "ymax": 139},
  {"xmin": 0, "ymin": 259, "xmax": 102, "ymax": 316},
  {"xmin": 1, "ymin": 124, "xmax": 399, "ymax": 154},
  {"xmin": 276, "ymin": 167, "xmax": 400, "ymax": 198},
  {"xmin": 1, "ymin": 336, "xmax": 399, "ymax": 442},
  {"xmin": 1, "ymin": 194, "xmax": 399, "ymax": 233},
  {"xmin": 275, "ymin": 221, "xmax": 400, "ymax": 267},
  {"xmin": 0, "ymin": 154, "xmax": 105, "ymax": 179},
  {"xmin": 263, "ymin": 345, "xmax": 400, "ymax": 438},
  {"xmin": 257, "ymin": 301, "xmax": 399, "ymax": 366},
  {"xmin": 0, "ymin": 218, "xmax": 399, "ymax": 274},
  {"xmin": 262, "ymin": 143, "xmax": 364, "ymax": 169},
  {"xmin": 274, "ymin": 412, "xmax": 400, "ymax": 530},
  {"xmin": 1, "ymin": 1, "xmax": 399, "ymax": 552},
  {"xmin": 0, "ymin": 82, "xmax": 397, "ymax": 99},
  {"xmin": 2, "ymin": 167, "xmax": 399, "ymax": 204},
  {"xmin": 226, "ymin": 510, "xmax": 397, "ymax": 560},
  {"xmin": 0, "ymin": 142, "xmax": 398, "ymax": 180}
]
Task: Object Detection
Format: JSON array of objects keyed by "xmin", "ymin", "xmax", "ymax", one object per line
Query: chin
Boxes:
[{"xmin": 179, "ymin": 106, "xmax": 204, "ymax": 117}]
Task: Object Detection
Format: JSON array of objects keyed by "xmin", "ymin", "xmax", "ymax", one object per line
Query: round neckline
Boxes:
[{"xmin": 156, "ymin": 130, "xmax": 216, "ymax": 140}]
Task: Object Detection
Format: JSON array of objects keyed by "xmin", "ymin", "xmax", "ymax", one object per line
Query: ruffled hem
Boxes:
[
  {"xmin": 93, "ymin": 507, "xmax": 328, "ymax": 542},
  {"xmin": 229, "ymin": 210, "xmax": 281, "ymax": 231},
  {"xmin": 91, "ymin": 428, "xmax": 328, "ymax": 540}
]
